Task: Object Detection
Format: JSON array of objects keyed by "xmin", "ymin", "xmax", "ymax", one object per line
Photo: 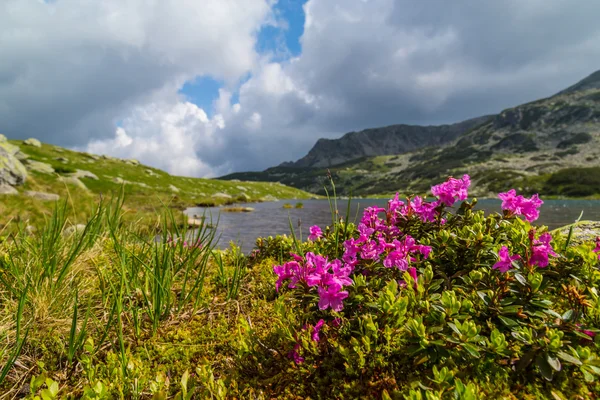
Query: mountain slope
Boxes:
[
  {"xmin": 0, "ymin": 137, "xmax": 314, "ymax": 230},
  {"xmin": 220, "ymin": 69, "xmax": 600, "ymax": 198},
  {"xmin": 283, "ymin": 115, "xmax": 492, "ymax": 168}
]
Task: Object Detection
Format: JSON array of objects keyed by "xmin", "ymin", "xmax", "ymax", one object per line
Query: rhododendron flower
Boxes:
[
  {"xmin": 431, "ymin": 175, "xmax": 471, "ymax": 206},
  {"xmin": 498, "ymin": 190, "xmax": 543, "ymax": 222},
  {"xmin": 318, "ymin": 285, "xmax": 349, "ymax": 311},
  {"xmin": 312, "ymin": 319, "xmax": 325, "ymax": 342},
  {"xmin": 594, "ymin": 237, "xmax": 600, "ymax": 260},
  {"xmin": 529, "ymin": 232, "xmax": 557, "ymax": 268},
  {"xmin": 399, "ymin": 267, "xmax": 419, "ymax": 289},
  {"xmin": 410, "ymin": 196, "xmax": 439, "ymax": 222},
  {"xmin": 493, "ymin": 246, "xmax": 520, "ymax": 273},
  {"xmin": 288, "ymin": 343, "xmax": 304, "ymax": 364},
  {"xmin": 308, "ymin": 225, "xmax": 323, "ymax": 241}
]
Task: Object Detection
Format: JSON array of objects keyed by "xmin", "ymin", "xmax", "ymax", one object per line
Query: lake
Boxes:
[{"xmin": 185, "ymin": 199, "xmax": 600, "ymax": 253}]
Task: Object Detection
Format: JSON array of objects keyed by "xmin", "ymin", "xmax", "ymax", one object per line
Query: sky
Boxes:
[{"xmin": 2, "ymin": 0, "xmax": 600, "ymax": 177}]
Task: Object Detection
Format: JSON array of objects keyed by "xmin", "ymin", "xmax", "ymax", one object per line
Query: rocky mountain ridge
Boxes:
[{"xmin": 220, "ymin": 69, "xmax": 600, "ymax": 198}]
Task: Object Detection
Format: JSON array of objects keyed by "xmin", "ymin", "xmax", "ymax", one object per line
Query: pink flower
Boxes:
[
  {"xmin": 529, "ymin": 232, "xmax": 557, "ymax": 268},
  {"xmin": 593, "ymin": 237, "xmax": 600, "ymax": 260},
  {"xmin": 493, "ymin": 246, "xmax": 521, "ymax": 273},
  {"xmin": 431, "ymin": 175, "xmax": 471, "ymax": 206},
  {"xmin": 312, "ymin": 319, "xmax": 325, "ymax": 342},
  {"xmin": 318, "ymin": 286, "xmax": 349, "ymax": 312},
  {"xmin": 498, "ymin": 190, "xmax": 543, "ymax": 222},
  {"xmin": 399, "ymin": 267, "xmax": 419, "ymax": 289},
  {"xmin": 288, "ymin": 343, "xmax": 304, "ymax": 364},
  {"xmin": 308, "ymin": 225, "xmax": 323, "ymax": 241}
]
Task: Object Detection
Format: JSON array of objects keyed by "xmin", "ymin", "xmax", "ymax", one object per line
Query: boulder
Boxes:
[
  {"xmin": 71, "ymin": 169, "xmax": 99, "ymax": 180},
  {"xmin": 86, "ymin": 153, "xmax": 100, "ymax": 161},
  {"xmin": 24, "ymin": 191, "xmax": 59, "ymax": 201},
  {"xmin": 58, "ymin": 176, "xmax": 88, "ymax": 191},
  {"xmin": 169, "ymin": 184, "xmax": 180, "ymax": 193},
  {"xmin": 262, "ymin": 195, "xmax": 278, "ymax": 202},
  {"xmin": 54, "ymin": 147, "xmax": 64, "ymax": 153},
  {"xmin": 125, "ymin": 159, "xmax": 140, "ymax": 165},
  {"xmin": 113, "ymin": 177, "xmax": 125, "ymax": 184},
  {"xmin": 0, "ymin": 134, "xmax": 7, "ymax": 142},
  {"xmin": 15, "ymin": 151, "xmax": 29, "ymax": 161},
  {"xmin": 26, "ymin": 160, "xmax": 55, "ymax": 174},
  {"xmin": 23, "ymin": 138, "xmax": 42, "ymax": 148},
  {"xmin": 145, "ymin": 169, "xmax": 158, "ymax": 177},
  {"xmin": 54, "ymin": 157, "xmax": 68, "ymax": 163},
  {"xmin": 0, "ymin": 185, "xmax": 18, "ymax": 195},
  {"xmin": 0, "ymin": 141, "xmax": 28, "ymax": 186}
]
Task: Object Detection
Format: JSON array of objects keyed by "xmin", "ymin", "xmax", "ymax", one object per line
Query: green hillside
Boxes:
[{"xmin": 0, "ymin": 137, "xmax": 314, "ymax": 231}]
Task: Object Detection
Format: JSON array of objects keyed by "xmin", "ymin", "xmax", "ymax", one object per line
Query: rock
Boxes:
[
  {"xmin": 113, "ymin": 177, "xmax": 125, "ymax": 184},
  {"xmin": 236, "ymin": 193, "xmax": 251, "ymax": 202},
  {"xmin": 212, "ymin": 192, "xmax": 232, "ymax": 199},
  {"xmin": 132, "ymin": 181, "xmax": 150, "ymax": 188},
  {"xmin": 0, "ymin": 185, "xmax": 18, "ymax": 195},
  {"xmin": 71, "ymin": 169, "xmax": 98, "ymax": 180},
  {"xmin": 58, "ymin": 176, "xmax": 88, "ymax": 191},
  {"xmin": 0, "ymin": 134, "xmax": 6, "ymax": 142},
  {"xmin": 86, "ymin": 153, "xmax": 100, "ymax": 161},
  {"xmin": 23, "ymin": 138, "xmax": 42, "ymax": 148},
  {"xmin": 262, "ymin": 195, "xmax": 278, "ymax": 202},
  {"xmin": 0, "ymin": 141, "xmax": 28, "ymax": 186},
  {"xmin": 54, "ymin": 157, "xmax": 68, "ymax": 163},
  {"xmin": 15, "ymin": 151, "xmax": 29, "ymax": 161},
  {"xmin": 236, "ymin": 186, "xmax": 248, "ymax": 191},
  {"xmin": 125, "ymin": 159, "xmax": 140, "ymax": 165},
  {"xmin": 145, "ymin": 169, "xmax": 158, "ymax": 177},
  {"xmin": 169, "ymin": 184, "xmax": 180, "ymax": 193},
  {"xmin": 64, "ymin": 224, "xmax": 87, "ymax": 236},
  {"xmin": 54, "ymin": 147, "xmax": 64, "ymax": 153},
  {"xmin": 556, "ymin": 221, "xmax": 600, "ymax": 244},
  {"xmin": 24, "ymin": 191, "xmax": 59, "ymax": 201},
  {"xmin": 101, "ymin": 155, "xmax": 117, "ymax": 161},
  {"xmin": 188, "ymin": 217, "xmax": 206, "ymax": 227},
  {"xmin": 26, "ymin": 160, "xmax": 55, "ymax": 174}
]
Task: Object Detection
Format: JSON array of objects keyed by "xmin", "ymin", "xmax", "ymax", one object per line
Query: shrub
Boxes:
[{"xmin": 247, "ymin": 175, "xmax": 600, "ymax": 398}]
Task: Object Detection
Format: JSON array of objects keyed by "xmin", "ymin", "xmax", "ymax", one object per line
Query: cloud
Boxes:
[
  {"xmin": 4, "ymin": 0, "xmax": 600, "ymax": 176},
  {"xmin": 0, "ymin": 0, "xmax": 272, "ymax": 147}
]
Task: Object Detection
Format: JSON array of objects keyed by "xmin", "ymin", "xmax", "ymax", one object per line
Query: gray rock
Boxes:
[
  {"xmin": 145, "ymin": 169, "xmax": 158, "ymax": 176},
  {"xmin": 236, "ymin": 185, "xmax": 248, "ymax": 191},
  {"xmin": 23, "ymin": 138, "xmax": 42, "ymax": 148},
  {"xmin": 556, "ymin": 221, "xmax": 600, "ymax": 244},
  {"xmin": 26, "ymin": 160, "xmax": 55, "ymax": 174},
  {"xmin": 0, "ymin": 141, "xmax": 28, "ymax": 186},
  {"xmin": 54, "ymin": 157, "xmax": 68, "ymax": 163},
  {"xmin": 86, "ymin": 153, "xmax": 100, "ymax": 161},
  {"xmin": 58, "ymin": 176, "xmax": 88, "ymax": 191},
  {"xmin": 0, "ymin": 185, "xmax": 18, "ymax": 195},
  {"xmin": 54, "ymin": 147, "xmax": 64, "ymax": 153},
  {"xmin": 113, "ymin": 177, "xmax": 125, "ymax": 184},
  {"xmin": 262, "ymin": 195, "xmax": 278, "ymax": 202},
  {"xmin": 169, "ymin": 184, "xmax": 180, "ymax": 193},
  {"xmin": 71, "ymin": 169, "xmax": 99, "ymax": 180},
  {"xmin": 24, "ymin": 191, "xmax": 60, "ymax": 201},
  {"xmin": 64, "ymin": 224, "xmax": 87, "ymax": 236},
  {"xmin": 125, "ymin": 159, "xmax": 140, "ymax": 165},
  {"xmin": 132, "ymin": 181, "xmax": 150, "ymax": 188},
  {"xmin": 0, "ymin": 134, "xmax": 7, "ymax": 142},
  {"xmin": 212, "ymin": 192, "xmax": 232, "ymax": 199}
]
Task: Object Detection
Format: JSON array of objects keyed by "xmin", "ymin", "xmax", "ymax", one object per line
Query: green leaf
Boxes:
[
  {"xmin": 461, "ymin": 343, "xmax": 481, "ymax": 358},
  {"xmin": 536, "ymin": 354, "xmax": 554, "ymax": 381},
  {"xmin": 557, "ymin": 351, "xmax": 582, "ymax": 366},
  {"xmin": 498, "ymin": 316, "xmax": 519, "ymax": 327},
  {"xmin": 547, "ymin": 355, "xmax": 561, "ymax": 372},
  {"xmin": 514, "ymin": 273, "xmax": 527, "ymax": 286},
  {"xmin": 561, "ymin": 310, "xmax": 574, "ymax": 321},
  {"xmin": 447, "ymin": 322, "xmax": 461, "ymax": 336},
  {"xmin": 516, "ymin": 350, "xmax": 536, "ymax": 372}
]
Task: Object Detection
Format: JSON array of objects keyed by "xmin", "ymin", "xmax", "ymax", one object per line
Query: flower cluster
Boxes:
[
  {"xmin": 498, "ymin": 189, "xmax": 543, "ymax": 222},
  {"xmin": 273, "ymin": 252, "xmax": 352, "ymax": 311},
  {"xmin": 308, "ymin": 225, "xmax": 323, "ymax": 241},
  {"xmin": 493, "ymin": 229, "xmax": 558, "ymax": 273},
  {"xmin": 594, "ymin": 237, "xmax": 600, "ymax": 260},
  {"xmin": 430, "ymin": 174, "xmax": 471, "ymax": 206}
]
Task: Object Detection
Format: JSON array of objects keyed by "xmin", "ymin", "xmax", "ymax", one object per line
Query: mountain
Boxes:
[
  {"xmin": 220, "ymin": 69, "xmax": 600, "ymax": 198},
  {"xmin": 282, "ymin": 115, "xmax": 493, "ymax": 168}
]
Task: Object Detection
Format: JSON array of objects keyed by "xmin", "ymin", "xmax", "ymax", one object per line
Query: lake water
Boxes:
[{"xmin": 185, "ymin": 199, "xmax": 600, "ymax": 253}]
